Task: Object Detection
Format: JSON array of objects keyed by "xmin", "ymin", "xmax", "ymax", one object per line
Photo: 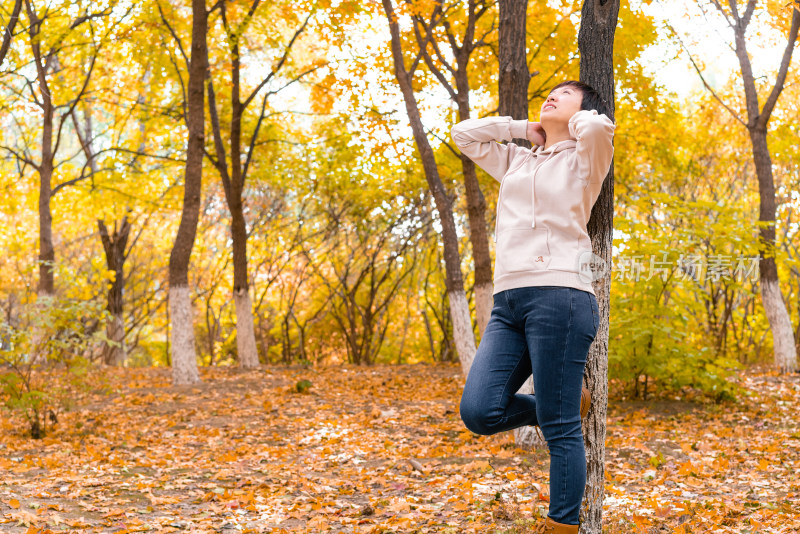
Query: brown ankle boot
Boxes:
[
  {"xmin": 533, "ymin": 386, "xmax": 592, "ymax": 442},
  {"xmin": 540, "ymin": 515, "xmax": 579, "ymax": 533},
  {"xmin": 580, "ymin": 385, "xmax": 591, "ymax": 419}
]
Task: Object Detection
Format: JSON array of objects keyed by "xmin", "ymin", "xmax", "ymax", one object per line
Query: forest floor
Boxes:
[{"xmin": 1, "ymin": 362, "xmax": 799, "ymax": 533}]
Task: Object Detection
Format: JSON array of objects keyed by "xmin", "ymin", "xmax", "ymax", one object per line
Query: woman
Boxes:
[{"xmin": 450, "ymin": 80, "xmax": 615, "ymax": 534}]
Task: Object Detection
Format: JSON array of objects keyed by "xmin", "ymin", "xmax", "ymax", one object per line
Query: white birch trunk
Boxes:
[
  {"xmin": 513, "ymin": 376, "xmax": 547, "ymax": 448},
  {"xmin": 760, "ymin": 277, "xmax": 798, "ymax": 373},
  {"xmin": 448, "ymin": 289, "xmax": 477, "ymax": 377},
  {"xmin": 105, "ymin": 312, "xmax": 125, "ymax": 366},
  {"xmin": 474, "ymin": 281, "xmax": 493, "ymax": 337},
  {"xmin": 234, "ymin": 288, "xmax": 260, "ymax": 368},
  {"xmin": 170, "ymin": 286, "xmax": 201, "ymax": 385}
]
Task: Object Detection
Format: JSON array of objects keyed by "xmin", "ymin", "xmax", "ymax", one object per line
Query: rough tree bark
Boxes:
[
  {"xmin": 381, "ymin": 0, "xmax": 477, "ymax": 375},
  {"xmin": 577, "ymin": 1, "xmax": 620, "ymax": 532},
  {"xmin": 498, "ymin": 0, "xmax": 531, "ymax": 146},
  {"xmin": 168, "ymin": 0, "xmax": 208, "ymax": 385},
  {"xmin": 98, "ymin": 215, "xmax": 131, "ymax": 366},
  {"xmin": 26, "ymin": 0, "xmax": 55, "ymax": 296}
]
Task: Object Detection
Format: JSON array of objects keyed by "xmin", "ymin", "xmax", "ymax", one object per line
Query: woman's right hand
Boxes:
[{"xmin": 527, "ymin": 121, "xmax": 546, "ymax": 146}]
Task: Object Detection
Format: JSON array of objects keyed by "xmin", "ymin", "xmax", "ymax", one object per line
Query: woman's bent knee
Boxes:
[{"xmin": 459, "ymin": 398, "xmax": 498, "ymax": 436}]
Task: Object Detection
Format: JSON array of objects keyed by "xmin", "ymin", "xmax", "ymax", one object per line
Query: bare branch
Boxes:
[
  {"xmin": 758, "ymin": 5, "xmax": 800, "ymax": 128},
  {"xmin": 664, "ymin": 20, "xmax": 746, "ymax": 126},
  {"xmin": 242, "ymin": 90, "xmax": 269, "ymax": 184},
  {"xmin": 69, "ymin": 6, "xmax": 113, "ymax": 29},
  {"xmin": 0, "ymin": 143, "xmax": 38, "ymax": 168},
  {"xmin": 709, "ymin": 0, "xmax": 734, "ymax": 28},
  {"xmin": 161, "ymin": 35, "xmax": 188, "ymax": 123},
  {"xmin": 241, "ymin": 12, "xmax": 313, "ymax": 110},
  {"xmin": 51, "ymin": 173, "xmax": 90, "ymax": 195},
  {"xmin": 205, "ymin": 76, "xmax": 230, "ymax": 186},
  {"xmin": 267, "ymin": 63, "xmax": 325, "ymax": 97},
  {"xmin": 411, "ymin": 8, "xmax": 457, "ymax": 101},
  {"xmin": 156, "ymin": 0, "xmax": 189, "ymax": 69},
  {"xmin": 52, "ymin": 49, "xmax": 98, "ymax": 157},
  {"xmin": 425, "ymin": 125, "xmax": 460, "ymax": 158}
]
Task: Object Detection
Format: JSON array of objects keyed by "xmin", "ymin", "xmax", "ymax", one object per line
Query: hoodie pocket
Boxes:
[{"xmin": 496, "ymin": 227, "xmax": 551, "ymax": 273}]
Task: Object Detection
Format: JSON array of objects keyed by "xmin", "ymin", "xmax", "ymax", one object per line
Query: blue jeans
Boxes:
[{"xmin": 459, "ymin": 286, "xmax": 599, "ymax": 525}]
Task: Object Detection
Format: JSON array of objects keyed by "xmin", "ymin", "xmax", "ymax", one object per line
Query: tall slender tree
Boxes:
[
  {"xmin": 18, "ymin": 0, "xmax": 117, "ymax": 296},
  {"xmin": 166, "ymin": 0, "xmax": 209, "ymax": 385},
  {"xmin": 668, "ymin": 0, "xmax": 799, "ymax": 374},
  {"xmin": 380, "ymin": 0, "xmax": 477, "ymax": 375},
  {"xmin": 578, "ymin": 1, "xmax": 620, "ymax": 531},
  {"xmin": 206, "ymin": 1, "xmax": 316, "ymax": 369},
  {"xmin": 409, "ymin": 1, "xmax": 495, "ymax": 336}
]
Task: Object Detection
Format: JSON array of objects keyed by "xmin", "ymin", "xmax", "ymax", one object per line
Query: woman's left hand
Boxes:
[{"xmin": 527, "ymin": 121, "xmax": 546, "ymax": 146}]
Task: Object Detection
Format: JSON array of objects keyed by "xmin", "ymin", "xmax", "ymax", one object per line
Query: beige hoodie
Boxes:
[{"xmin": 451, "ymin": 110, "xmax": 615, "ymax": 296}]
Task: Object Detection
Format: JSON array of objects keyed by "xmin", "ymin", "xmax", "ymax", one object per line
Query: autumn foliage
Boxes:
[
  {"xmin": 1, "ymin": 0, "xmax": 800, "ymax": 531},
  {"xmin": 1, "ymin": 364, "xmax": 799, "ymax": 532}
]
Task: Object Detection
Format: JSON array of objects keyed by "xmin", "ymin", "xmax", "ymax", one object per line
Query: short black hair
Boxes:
[{"xmin": 550, "ymin": 80, "xmax": 612, "ymax": 119}]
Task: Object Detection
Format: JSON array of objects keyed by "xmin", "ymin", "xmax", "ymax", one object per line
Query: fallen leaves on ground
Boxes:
[{"xmin": 1, "ymin": 363, "xmax": 798, "ymax": 533}]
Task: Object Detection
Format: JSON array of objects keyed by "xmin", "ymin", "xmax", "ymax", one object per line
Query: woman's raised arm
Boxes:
[
  {"xmin": 567, "ymin": 109, "xmax": 615, "ymax": 184},
  {"xmin": 451, "ymin": 117, "xmax": 529, "ymax": 182}
]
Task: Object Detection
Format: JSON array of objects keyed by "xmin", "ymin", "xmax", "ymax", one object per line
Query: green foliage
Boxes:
[
  {"xmin": 648, "ymin": 451, "xmax": 667, "ymax": 469},
  {"xmin": 294, "ymin": 379, "xmax": 313, "ymax": 393},
  {"xmin": 610, "ymin": 186, "xmax": 753, "ymax": 402},
  {"xmin": 0, "ymin": 270, "xmax": 109, "ymax": 438}
]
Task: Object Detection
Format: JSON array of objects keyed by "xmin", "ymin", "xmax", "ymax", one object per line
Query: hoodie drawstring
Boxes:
[
  {"xmin": 493, "ymin": 146, "xmax": 560, "ymax": 242},
  {"xmin": 530, "ymin": 149, "xmax": 558, "ymax": 229}
]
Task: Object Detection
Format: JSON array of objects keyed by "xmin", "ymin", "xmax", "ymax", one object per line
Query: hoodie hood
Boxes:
[{"xmin": 535, "ymin": 139, "xmax": 577, "ymax": 153}]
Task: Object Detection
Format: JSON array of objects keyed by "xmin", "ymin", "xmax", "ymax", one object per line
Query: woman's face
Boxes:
[{"xmin": 539, "ymin": 85, "xmax": 583, "ymax": 129}]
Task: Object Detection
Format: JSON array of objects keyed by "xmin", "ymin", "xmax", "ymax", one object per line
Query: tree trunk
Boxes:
[
  {"xmin": 98, "ymin": 217, "xmax": 131, "ymax": 366},
  {"xmin": 749, "ymin": 128, "xmax": 797, "ymax": 373},
  {"xmin": 497, "ymin": 0, "xmax": 546, "ymax": 450},
  {"xmin": 452, "ymin": 65, "xmax": 493, "ymax": 338},
  {"xmin": 170, "ymin": 286, "xmax": 200, "ymax": 382},
  {"xmin": 0, "ymin": 0, "xmax": 23, "ymax": 66},
  {"xmin": 30, "ymin": 22, "xmax": 55, "ymax": 296},
  {"xmin": 38, "ymin": 145, "xmax": 54, "ymax": 296},
  {"xmin": 205, "ymin": 29, "xmax": 261, "ymax": 369},
  {"xmin": 227, "ymin": 44, "xmax": 259, "ymax": 369},
  {"xmin": 234, "ymin": 288, "xmax": 259, "ymax": 366},
  {"xmin": 381, "ymin": 0, "xmax": 477, "ymax": 374},
  {"xmin": 498, "ymin": 0, "xmax": 531, "ymax": 146},
  {"xmin": 578, "ymin": 1, "xmax": 620, "ymax": 532},
  {"xmin": 168, "ymin": 0, "xmax": 208, "ymax": 385}
]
